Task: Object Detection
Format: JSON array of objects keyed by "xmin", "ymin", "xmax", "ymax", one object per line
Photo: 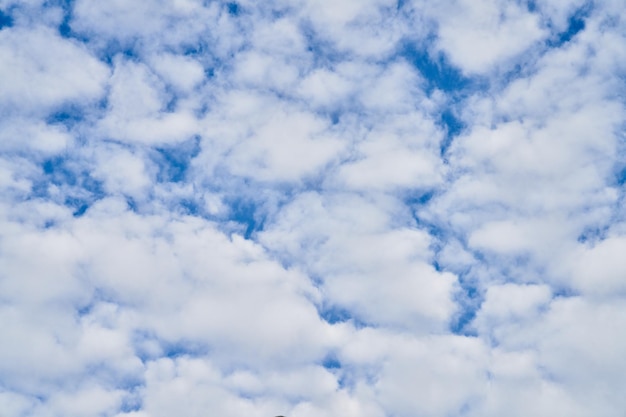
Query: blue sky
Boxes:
[{"xmin": 1, "ymin": 0, "xmax": 626, "ymax": 416}]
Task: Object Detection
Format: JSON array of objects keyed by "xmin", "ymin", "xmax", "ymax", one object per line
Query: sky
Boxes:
[{"xmin": 0, "ymin": 0, "xmax": 625, "ymax": 416}]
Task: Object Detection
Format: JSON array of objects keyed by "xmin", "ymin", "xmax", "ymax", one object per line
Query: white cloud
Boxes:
[
  {"xmin": 200, "ymin": 91, "xmax": 344, "ymax": 182},
  {"xmin": 1, "ymin": 1, "xmax": 625, "ymax": 416},
  {"xmin": 474, "ymin": 283, "xmax": 552, "ymax": 328},
  {"xmin": 149, "ymin": 53, "xmax": 206, "ymax": 93},
  {"xmin": 260, "ymin": 192, "xmax": 458, "ymax": 331},
  {"xmin": 0, "ymin": 26, "xmax": 108, "ymax": 115},
  {"xmin": 302, "ymin": 0, "xmax": 404, "ymax": 57},
  {"xmin": 426, "ymin": 0, "xmax": 546, "ymax": 73},
  {"xmin": 0, "ymin": 118, "xmax": 73, "ymax": 153},
  {"xmin": 46, "ymin": 385, "xmax": 125, "ymax": 417},
  {"xmin": 532, "ymin": 0, "xmax": 588, "ymax": 32},
  {"xmin": 71, "ymin": 0, "xmax": 218, "ymax": 50},
  {"xmin": 98, "ymin": 58, "xmax": 200, "ymax": 145},
  {"xmin": 296, "ymin": 67, "xmax": 354, "ymax": 107},
  {"xmin": 231, "ymin": 50, "xmax": 301, "ymax": 91},
  {"xmin": 568, "ymin": 236, "xmax": 626, "ymax": 296},
  {"xmin": 335, "ymin": 121, "xmax": 443, "ymax": 190},
  {"xmin": 375, "ymin": 335, "xmax": 487, "ymax": 417},
  {"xmin": 92, "ymin": 145, "xmax": 152, "ymax": 196}
]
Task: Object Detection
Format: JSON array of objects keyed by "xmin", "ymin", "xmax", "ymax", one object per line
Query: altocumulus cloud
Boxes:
[{"xmin": 1, "ymin": 0, "xmax": 625, "ymax": 416}]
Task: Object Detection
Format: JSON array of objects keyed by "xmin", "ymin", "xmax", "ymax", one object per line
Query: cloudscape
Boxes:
[{"xmin": 1, "ymin": 0, "xmax": 625, "ymax": 416}]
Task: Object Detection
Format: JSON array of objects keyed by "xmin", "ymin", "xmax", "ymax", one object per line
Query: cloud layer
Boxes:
[{"xmin": 1, "ymin": 1, "xmax": 625, "ymax": 416}]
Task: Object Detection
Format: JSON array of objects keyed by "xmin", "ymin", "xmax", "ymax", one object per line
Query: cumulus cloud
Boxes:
[
  {"xmin": 425, "ymin": 0, "xmax": 546, "ymax": 73},
  {"xmin": 0, "ymin": 0, "xmax": 625, "ymax": 416},
  {"xmin": 0, "ymin": 26, "xmax": 108, "ymax": 114}
]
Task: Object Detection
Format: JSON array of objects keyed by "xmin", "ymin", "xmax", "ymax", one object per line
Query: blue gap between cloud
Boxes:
[
  {"xmin": 164, "ymin": 93, "xmax": 178, "ymax": 113},
  {"xmin": 130, "ymin": 330, "xmax": 162, "ymax": 362},
  {"xmin": 55, "ymin": 0, "xmax": 75, "ymax": 38},
  {"xmin": 320, "ymin": 305, "xmax": 352, "ymax": 324},
  {"xmin": 84, "ymin": 363, "xmax": 144, "ymax": 392},
  {"xmin": 552, "ymin": 287, "xmax": 579, "ymax": 298},
  {"xmin": 410, "ymin": 206, "xmax": 449, "ymax": 245},
  {"xmin": 39, "ymin": 156, "xmax": 105, "ymax": 217},
  {"xmin": 75, "ymin": 288, "xmax": 120, "ymax": 318},
  {"xmin": 400, "ymin": 44, "xmax": 470, "ymax": 154},
  {"xmin": 0, "ymin": 8, "xmax": 14, "ymax": 29},
  {"xmin": 125, "ymin": 196, "xmax": 139, "ymax": 213},
  {"xmin": 163, "ymin": 339, "xmax": 209, "ymax": 358},
  {"xmin": 226, "ymin": 2, "xmax": 240, "ymax": 16},
  {"xmin": 321, "ymin": 353, "xmax": 341, "ymax": 370},
  {"xmin": 154, "ymin": 136, "xmax": 201, "ymax": 183},
  {"xmin": 449, "ymin": 280, "xmax": 481, "ymax": 336},
  {"xmin": 120, "ymin": 394, "xmax": 143, "ymax": 413},
  {"xmin": 179, "ymin": 199, "xmax": 201, "ymax": 216},
  {"xmin": 66, "ymin": 197, "xmax": 89, "ymax": 217},
  {"xmin": 410, "ymin": 200, "xmax": 484, "ymax": 335},
  {"xmin": 616, "ymin": 166, "xmax": 626, "ymax": 186},
  {"xmin": 548, "ymin": 5, "xmax": 590, "ymax": 47},
  {"xmin": 404, "ymin": 190, "xmax": 435, "ymax": 207},
  {"xmin": 72, "ymin": 177, "xmax": 105, "ymax": 217},
  {"xmin": 98, "ymin": 41, "xmax": 141, "ymax": 66},
  {"xmin": 439, "ymin": 109, "xmax": 465, "ymax": 155},
  {"xmin": 300, "ymin": 21, "xmax": 347, "ymax": 67},
  {"xmin": 46, "ymin": 103, "xmax": 86, "ymax": 127},
  {"xmin": 31, "ymin": 0, "xmax": 77, "ymax": 37},
  {"xmin": 115, "ymin": 377, "xmax": 145, "ymax": 392},
  {"xmin": 526, "ymin": 0, "xmax": 537, "ymax": 12},
  {"xmin": 319, "ymin": 305, "xmax": 368, "ymax": 329},
  {"xmin": 577, "ymin": 224, "xmax": 608, "ymax": 244},
  {"xmin": 227, "ymin": 197, "xmax": 263, "ymax": 238},
  {"xmin": 407, "ymin": 193, "xmax": 451, "ymax": 254},
  {"xmin": 400, "ymin": 43, "xmax": 470, "ymax": 94}
]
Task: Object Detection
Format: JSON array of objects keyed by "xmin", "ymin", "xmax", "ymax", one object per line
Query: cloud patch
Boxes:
[{"xmin": 1, "ymin": 1, "xmax": 625, "ymax": 416}]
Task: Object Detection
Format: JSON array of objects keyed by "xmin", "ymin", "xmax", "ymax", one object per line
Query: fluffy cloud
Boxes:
[
  {"xmin": 425, "ymin": 0, "xmax": 546, "ymax": 73},
  {"xmin": 0, "ymin": 26, "xmax": 108, "ymax": 114},
  {"xmin": 0, "ymin": 1, "xmax": 625, "ymax": 416}
]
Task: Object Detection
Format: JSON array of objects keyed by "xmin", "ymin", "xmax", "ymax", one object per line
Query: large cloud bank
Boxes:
[{"xmin": 1, "ymin": 0, "xmax": 625, "ymax": 416}]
